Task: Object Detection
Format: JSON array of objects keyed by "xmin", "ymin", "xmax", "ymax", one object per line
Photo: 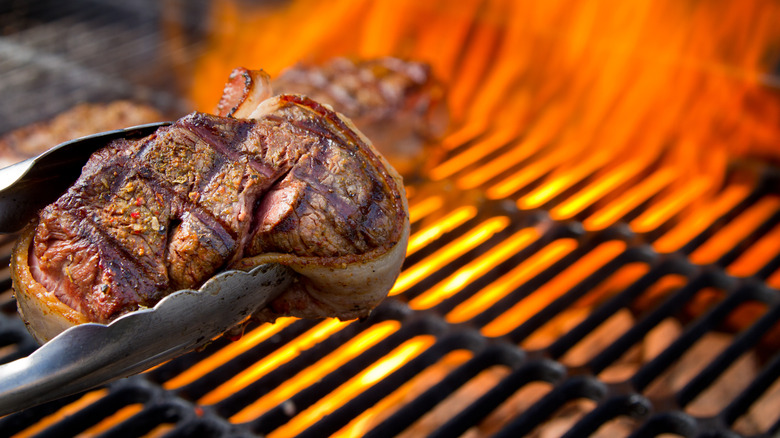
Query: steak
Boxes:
[{"xmin": 26, "ymin": 94, "xmax": 407, "ymax": 324}]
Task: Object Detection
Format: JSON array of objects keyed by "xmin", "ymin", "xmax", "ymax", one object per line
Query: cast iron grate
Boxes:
[
  {"xmin": 1, "ymin": 1, "xmax": 780, "ymax": 437},
  {"xmin": 0, "ymin": 187, "xmax": 779, "ymax": 436}
]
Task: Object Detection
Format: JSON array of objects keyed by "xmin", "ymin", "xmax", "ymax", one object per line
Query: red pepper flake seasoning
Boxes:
[
  {"xmin": 135, "ymin": 196, "xmax": 145, "ymax": 206},
  {"xmin": 131, "ymin": 211, "xmax": 140, "ymax": 219}
]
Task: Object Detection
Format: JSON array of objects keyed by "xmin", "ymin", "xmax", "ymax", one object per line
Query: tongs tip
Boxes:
[{"xmin": 0, "ymin": 262, "xmax": 292, "ymax": 416}]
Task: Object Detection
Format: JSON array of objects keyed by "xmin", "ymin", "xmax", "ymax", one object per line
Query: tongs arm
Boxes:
[
  {"xmin": 0, "ymin": 263, "xmax": 292, "ymax": 416},
  {"xmin": 0, "ymin": 122, "xmax": 171, "ymax": 233}
]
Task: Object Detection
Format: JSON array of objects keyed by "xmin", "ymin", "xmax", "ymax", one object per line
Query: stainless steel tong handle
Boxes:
[
  {"xmin": 0, "ymin": 263, "xmax": 292, "ymax": 416},
  {"xmin": 0, "ymin": 122, "xmax": 171, "ymax": 233}
]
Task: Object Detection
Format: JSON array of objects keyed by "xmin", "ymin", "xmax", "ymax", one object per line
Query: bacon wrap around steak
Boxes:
[{"xmin": 13, "ymin": 81, "xmax": 409, "ymax": 343}]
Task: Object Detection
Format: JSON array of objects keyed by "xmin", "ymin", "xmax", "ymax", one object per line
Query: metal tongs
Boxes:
[{"xmin": 0, "ymin": 124, "xmax": 293, "ymax": 415}]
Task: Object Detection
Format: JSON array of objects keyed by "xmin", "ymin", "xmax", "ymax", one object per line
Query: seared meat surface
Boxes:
[{"xmin": 28, "ymin": 94, "xmax": 407, "ymax": 324}]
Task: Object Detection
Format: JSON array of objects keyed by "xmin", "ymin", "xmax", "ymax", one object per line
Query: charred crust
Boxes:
[{"xmin": 26, "ymin": 92, "xmax": 408, "ymax": 325}]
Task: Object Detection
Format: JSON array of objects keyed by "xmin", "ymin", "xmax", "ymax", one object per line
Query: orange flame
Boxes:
[
  {"xmin": 189, "ymin": 0, "xmax": 780, "ymax": 183},
  {"xmin": 173, "ymin": 0, "xmax": 780, "ymax": 433}
]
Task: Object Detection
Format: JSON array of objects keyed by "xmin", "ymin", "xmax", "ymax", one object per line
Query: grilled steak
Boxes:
[{"xmin": 17, "ymin": 90, "xmax": 408, "ymax": 337}]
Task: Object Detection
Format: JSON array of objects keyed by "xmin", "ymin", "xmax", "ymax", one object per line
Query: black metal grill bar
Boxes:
[
  {"xmin": 464, "ymin": 225, "xmax": 592, "ymax": 328},
  {"xmin": 506, "ymin": 245, "xmax": 656, "ymax": 344},
  {"xmin": 558, "ymin": 164, "xmax": 663, "ymax": 224},
  {"xmin": 563, "ymin": 394, "xmax": 651, "ymax": 438},
  {"xmin": 212, "ymin": 306, "xmax": 411, "ymax": 418},
  {"xmin": 429, "ymin": 359, "xmax": 566, "ymax": 438},
  {"xmin": 467, "ymin": 137, "xmax": 660, "ymax": 208},
  {"xmin": 399, "ymin": 218, "xmax": 520, "ymax": 302},
  {"xmin": 768, "ymin": 418, "xmax": 780, "ymax": 438},
  {"xmin": 720, "ymin": 346, "xmax": 780, "ymax": 427},
  {"xmin": 756, "ymin": 250, "xmax": 780, "ymax": 281},
  {"xmin": 0, "ymin": 392, "xmax": 84, "ymax": 436},
  {"xmin": 0, "ymin": 312, "xmax": 35, "ymax": 365},
  {"xmin": 36, "ymin": 383, "xmax": 154, "ymax": 438},
  {"xmin": 675, "ymin": 190, "xmax": 767, "ymax": 257},
  {"xmin": 628, "ymin": 410, "xmax": 700, "ymax": 437},
  {"xmin": 586, "ymin": 270, "xmax": 715, "ymax": 377},
  {"xmin": 628, "ymin": 277, "xmax": 750, "ymax": 392},
  {"xmin": 520, "ymin": 172, "xmax": 606, "ymax": 216},
  {"xmin": 426, "ymin": 216, "xmax": 558, "ymax": 316},
  {"xmin": 362, "ymin": 342, "xmax": 524, "ymax": 437},
  {"xmin": 399, "ymin": 189, "xmax": 779, "ymax": 340},
  {"xmin": 677, "ymin": 288, "xmax": 780, "ymax": 409},
  {"xmin": 492, "ymin": 375, "xmax": 607, "ymax": 438},
  {"xmin": 246, "ymin": 308, "xmax": 448, "ymax": 435},
  {"xmin": 544, "ymin": 256, "xmax": 695, "ymax": 360},
  {"xmin": 716, "ymin": 209, "xmax": 780, "ymax": 268},
  {"xmin": 170, "ymin": 319, "xmax": 321, "ymax": 402},
  {"xmin": 290, "ymin": 324, "xmax": 484, "ymax": 437}
]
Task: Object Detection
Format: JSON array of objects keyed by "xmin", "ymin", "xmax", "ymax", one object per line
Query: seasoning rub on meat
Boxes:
[{"xmin": 12, "ymin": 69, "xmax": 409, "ymax": 344}]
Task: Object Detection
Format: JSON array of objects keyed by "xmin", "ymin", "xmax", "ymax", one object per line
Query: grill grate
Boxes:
[
  {"xmin": 1, "ymin": 1, "xmax": 780, "ymax": 437},
  {"xmin": 1, "ymin": 188, "xmax": 779, "ymax": 436}
]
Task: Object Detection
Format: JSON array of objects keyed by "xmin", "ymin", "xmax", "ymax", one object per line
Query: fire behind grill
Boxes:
[{"xmin": 2, "ymin": 1, "xmax": 780, "ymax": 437}]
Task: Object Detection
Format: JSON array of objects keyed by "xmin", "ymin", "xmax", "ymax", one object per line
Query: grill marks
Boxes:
[
  {"xmin": 32, "ymin": 114, "xmax": 273, "ymax": 321},
  {"xmin": 31, "ymin": 97, "xmax": 405, "ymax": 323}
]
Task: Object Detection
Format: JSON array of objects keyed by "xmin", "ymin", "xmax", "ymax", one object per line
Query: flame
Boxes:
[
  {"xmin": 582, "ymin": 167, "xmax": 678, "ymax": 231},
  {"xmin": 652, "ymin": 184, "xmax": 753, "ymax": 254},
  {"xmin": 334, "ymin": 350, "xmax": 475, "ymax": 437},
  {"xmin": 174, "ymin": 0, "xmax": 780, "ymax": 433},
  {"xmin": 230, "ymin": 320, "xmax": 401, "ymax": 423},
  {"xmin": 689, "ymin": 195, "xmax": 780, "ymax": 264},
  {"xmin": 405, "ymin": 205, "xmax": 478, "ymax": 256},
  {"xmin": 190, "ymin": 0, "xmax": 780, "ymax": 186},
  {"xmin": 12, "ymin": 390, "xmax": 108, "ymax": 437},
  {"xmin": 78, "ymin": 404, "xmax": 145, "ymax": 436},
  {"xmin": 729, "ymin": 222, "xmax": 780, "ymax": 282},
  {"xmin": 522, "ymin": 262, "xmax": 650, "ymax": 351},
  {"xmin": 446, "ymin": 238, "xmax": 579, "ymax": 324},
  {"xmin": 481, "ymin": 240, "xmax": 627, "ymax": 337},
  {"xmin": 410, "ymin": 227, "xmax": 541, "ymax": 310},
  {"xmin": 390, "ymin": 216, "xmax": 510, "ymax": 296},
  {"xmin": 266, "ymin": 336, "xmax": 435, "ymax": 438},
  {"xmin": 199, "ymin": 318, "xmax": 350, "ymax": 405},
  {"xmin": 184, "ymin": 0, "xmax": 780, "ymax": 279},
  {"xmin": 164, "ymin": 317, "xmax": 296, "ymax": 390}
]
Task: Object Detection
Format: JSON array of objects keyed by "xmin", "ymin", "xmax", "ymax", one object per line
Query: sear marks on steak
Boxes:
[{"xmin": 29, "ymin": 94, "xmax": 407, "ymax": 324}]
